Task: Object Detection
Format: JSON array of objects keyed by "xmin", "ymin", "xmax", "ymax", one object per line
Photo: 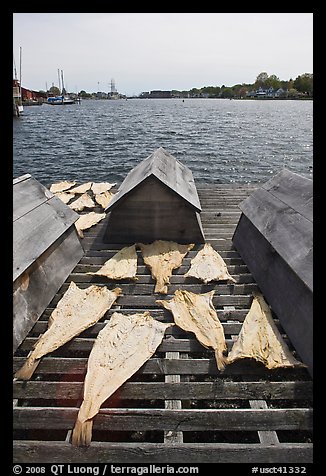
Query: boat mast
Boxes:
[
  {"xmin": 61, "ymin": 70, "xmax": 65, "ymax": 95},
  {"xmin": 58, "ymin": 69, "xmax": 61, "ymax": 94},
  {"xmin": 19, "ymin": 47, "xmax": 22, "ymax": 103}
]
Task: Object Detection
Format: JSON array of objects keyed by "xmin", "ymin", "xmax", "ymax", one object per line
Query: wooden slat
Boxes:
[
  {"xmin": 13, "ymin": 381, "xmax": 313, "ymax": 401},
  {"xmin": 14, "ymin": 407, "xmax": 313, "ymax": 431},
  {"xmin": 13, "ymin": 441, "xmax": 313, "ymax": 464}
]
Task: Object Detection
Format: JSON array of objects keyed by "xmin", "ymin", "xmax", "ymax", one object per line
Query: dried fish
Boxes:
[
  {"xmin": 75, "ymin": 212, "xmax": 106, "ymax": 238},
  {"xmin": 14, "ymin": 282, "xmax": 122, "ymax": 380},
  {"xmin": 69, "ymin": 192, "xmax": 96, "ymax": 212},
  {"xmin": 54, "ymin": 191, "xmax": 76, "ymax": 204},
  {"xmin": 71, "ymin": 311, "xmax": 173, "ymax": 446},
  {"xmin": 227, "ymin": 293, "xmax": 305, "ymax": 369},
  {"xmin": 184, "ymin": 243, "xmax": 236, "ymax": 283},
  {"xmin": 157, "ymin": 289, "xmax": 227, "ymax": 371},
  {"xmin": 87, "ymin": 245, "xmax": 138, "ymax": 280},
  {"xmin": 49, "ymin": 181, "xmax": 76, "ymax": 193},
  {"xmin": 138, "ymin": 240, "xmax": 194, "ymax": 294},
  {"xmin": 69, "ymin": 182, "xmax": 93, "ymax": 194},
  {"xmin": 91, "ymin": 182, "xmax": 116, "ymax": 195},
  {"xmin": 94, "ymin": 190, "xmax": 115, "ymax": 209}
]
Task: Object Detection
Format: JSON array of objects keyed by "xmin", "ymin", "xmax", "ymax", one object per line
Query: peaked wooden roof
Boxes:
[{"xmin": 105, "ymin": 147, "xmax": 202, "ymax": 213}]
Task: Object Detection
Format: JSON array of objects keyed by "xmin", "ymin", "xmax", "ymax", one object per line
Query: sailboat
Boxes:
[
  {"xmin": 13, "ymin": 47, "xmax": 23, "ymax": 117},
  {"xmin": 47, "ymin": 69, "xmax": 77, "ymax": 105}
]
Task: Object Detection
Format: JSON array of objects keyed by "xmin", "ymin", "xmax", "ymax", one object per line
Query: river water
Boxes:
[{"xmin": 13, "ymin": 98, "xmax": 313, "ymax": 186}]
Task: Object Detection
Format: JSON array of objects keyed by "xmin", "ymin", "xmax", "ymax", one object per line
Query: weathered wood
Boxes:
[
  {"xmin": 13, "ymin": 175, "xmax": 84, "ymax": 353},
  {"xmin": 13, "ymin": 227, "xmax": 84, "ymax": 352},
  {"xmin": 13, "ymin": 181, "xmax": 313, "ymax": 464},
  {"xmin": 13, "ymin": 380, "xmax": 313, "ymax": 401},
  {"xmin": 232, "ymin": 170, "xmax": 313, "ymax": 376},
  {"xmin": 14, "ymin": 407, "xmax": 312, "ymax": 431},
  {"xmin": 13, "ymin": 356, "xmax": 311, "ymax": 377},
  {"xmin": 13, "ymin": 441, "xmax": 313, "ymax": 464},
  {"xmin": 103, "ymin": 148, "xmax": 205, "ymax": 243}
]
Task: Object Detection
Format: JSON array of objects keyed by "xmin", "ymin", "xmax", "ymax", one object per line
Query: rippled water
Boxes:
[{"xmin": 13, "ymin": 98, "xmax": 313, "ymax": 186}]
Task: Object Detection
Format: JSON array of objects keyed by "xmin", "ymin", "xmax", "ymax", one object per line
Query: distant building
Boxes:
[{"xmin": 139, "ymin": 90, "xmax": 172, "ymax": 98}]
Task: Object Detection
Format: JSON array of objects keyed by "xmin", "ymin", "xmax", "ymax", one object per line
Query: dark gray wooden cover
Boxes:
[
  {"xmin": 105, "ymin": 147, "xmax": 202, "ymax": 213},
  {"xmin": 238, "ymin": 169, "xmax": 313, "ymax": 292},
  {"xmin": 13, "ymin": 174, "xmax": 80, "ymax": 282}
]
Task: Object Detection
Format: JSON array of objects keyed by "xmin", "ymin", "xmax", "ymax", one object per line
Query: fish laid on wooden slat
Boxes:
[
  {"xmin": 184, "ymin": 243, "xmax": 236, "ymax": 283},
  {"xmin": 94, "ymin": 190, "xmax": 115, "ymax": 209},
  {"xmin": 75, "ymin": 212, "xmax": 106, "ymax": 238},
  {"xmin": 14, "ymin": 282, "xmax": 122, "ymax": 380},
  {"xmin": 227, "ymin": 293, "xmax": 305, "ymax": 369},
  {"xmin": 69, "ymin": 182, "xmax": 93, "ymax": 194},
  {"xmin": 137, "ymin": 240, "xmax": 194, "ymax": 294},
  {"xmin": 71, "ymin": 311, "xmax": 173, "ymax": 447},
  {"xmin": 87, "ymin": 245, "xmax": 138, "ymax": 280},
  {"xmin": 157, "ymin": 289, "xmax": 227, "ymax": 370},
  {"xmin": 91, "ymin": 182, "xmax": 116, "ymax": 195},
  {"xmin": 69, "ymin": 192, "xmax": 96, "ymax": 212},
  {"xmin": 49, "ymin": 181, "xmax": 76, "ymax": 193},
  {"xmin": 54, "ymin": 191, "xmax": 76, "ymax": 204}
]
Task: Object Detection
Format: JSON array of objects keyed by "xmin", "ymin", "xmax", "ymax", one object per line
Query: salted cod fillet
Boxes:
[
  {"xmin": 157, "ymin": 289, "xmax": 227, "ymax": 371},
  {"xmin": 87, "ymin": 245, "xmax": 138, "ymax": 280},
  {"xmin": 69, "ymin": 192, "xmax": 96, "ymax": 212},
  {"xmin": 50, "ymin": 181, "xmax": 76, "ymax": 193},
  {"xmin": 14, "ymin": 282, "xmax": 122, "ymax": 380},
  {"xmin": 227, "ymin": 293, "xmax": 305, "ymax": 369},
  {"xmin": 94, "ymin": 190, "xmax": 115, "ymax": 209},
  {"xmin": 138, "ymin": 240, "xmax": 194, "ymax": 294},
  {"xmin": 71, "ymin": 311, "xmax": 173, "ymax": 447},
  {"xmin": 184, "ymin": 243, "xmax": 236, "ymax": 283},
  {"xmin": 75, "ymin": 212, "xmax": 106, "ymax": 238}
]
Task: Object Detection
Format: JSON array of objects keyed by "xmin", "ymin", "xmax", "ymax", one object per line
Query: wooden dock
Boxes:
[{"xmin": 13, "ymin": 184, "xmax": 313, "ymax": 463}]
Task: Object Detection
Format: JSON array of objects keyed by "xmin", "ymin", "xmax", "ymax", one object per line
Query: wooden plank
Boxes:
[
  {"xmin": 249, "ymin": 400, "xmax": 279, "ymax": 445},
  {"xmin": 13, "ymin": 196, "xmax": 80, "ymax": 281},
  {"xmin": 13, "ymin": 407, "xmax": 313, "ymax": 432},
  {"xmin": 262, "ymin": 169, "xmax": 312, "ymax": 222},
  {"xmin": 13, "ymin": 441, "xmax": 313, "ymax": 463},
  {"xmin": 13, "ymin": 357, "xmax": 311, "ymax": 377},
  {"xmin": 13, "ymin": 381, "xmax": 313, "ymax": 401},
  {"xmin": 164, "ymin": 352, "xmax": 183, "ymax": 443},
  {"xmin": 13, "ymin": 227, "xmax": 84, "ymax": 352},
  {"xmin": 13, "ymin": 175, "xmax": 53, "ymax": 221}
]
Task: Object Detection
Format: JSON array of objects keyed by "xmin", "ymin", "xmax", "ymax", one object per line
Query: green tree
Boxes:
[
  {"xmin": 293, "ymin": 73, "xmax": 313, "ymax": 96},
  {"xmin": 255, "ymin": 72, "xmax": 269, "ymax": 88},
  {"xmin": 49, "ymin": 86, "xmax": 60, "ymax": 96}
]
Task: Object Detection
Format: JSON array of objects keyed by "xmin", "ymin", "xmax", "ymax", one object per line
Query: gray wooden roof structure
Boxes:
[
  {"xmin": 105, "ymin": 147, "xmax": 202, "ymax": 213},
  {"xmin": 238, "ymin": 168, "xmax": 313, "ymax": 292},
  {"xmin": 13, "ymin": 174, "xmax": 80, "ymax": 282}
]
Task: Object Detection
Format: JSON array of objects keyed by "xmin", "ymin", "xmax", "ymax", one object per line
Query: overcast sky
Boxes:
[{"xmin": 13, "ymin": 13, "xmax": 313, "ymax": 96}]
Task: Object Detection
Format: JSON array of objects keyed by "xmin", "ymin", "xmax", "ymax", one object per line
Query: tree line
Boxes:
[{"xmin": 172, "ymin": 72, "xmax": 313, "ymax": 99}]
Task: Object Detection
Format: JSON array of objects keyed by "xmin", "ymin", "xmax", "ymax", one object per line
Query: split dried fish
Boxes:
[
  {"xmin": 14, "ymin": 282, "xmax": 122, "ymax": 380},
  {"xmin": 75, "ymin": 212, "xmax": 106, "ymax": 238},
  {"xmin": 54, "ymin": 191, "xmax": 76, "ymax": 204},
  {"xmin": 87, "ymin": 245, "xmax": 138, "ymax": 280},
  {"xmin": 94, "ymin": 190, "xmax": 115, "ymax": 209},
  {"xmin": 49, "ymin": 181, "xmax": 76, "ymax": 193},
  {"xmin": 184, "ymin": 243, "xmax": 236, "ymax": 283},
  {"xmin": 157, "ymin": 289, "xmax": 227, "ymax": 371},
  {"xmin": 138, "ymin": 240, "xmax": 194, "ymax": 294},
  {"xmin": 69, "ymin": 192, "xmax": 96, "ymax": 212},
  {"xmin": 71, "ymin": 311, "xmax": 173, "ymax": 446},
  {"xmin": 91, "ymin": 182, "xmax": 116, "ymax": 195},
  {"xmin": 227, "ymin": 293, "xmax": 305, "ymax": 369},
  {"xmin": 69, "ymin": 182, "xmax": 93, "ymax": 194}
]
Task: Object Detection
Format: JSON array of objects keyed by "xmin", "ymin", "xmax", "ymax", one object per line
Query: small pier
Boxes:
[{"xmin": 13, "ymin": 183, "xmax": 313, "ymax": 464}]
